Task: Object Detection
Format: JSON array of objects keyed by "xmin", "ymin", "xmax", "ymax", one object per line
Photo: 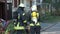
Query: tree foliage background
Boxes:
[{"xmin": 43, "ymin": 0, "xmax": 60, "ymax": 15}]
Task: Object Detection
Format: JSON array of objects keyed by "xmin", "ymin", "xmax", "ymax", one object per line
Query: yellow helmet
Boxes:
[
  {"xmin": 31, "ymin": 5, "xmax": 37, "ymax": 11},
  {"xmin": 19, "ymin": 3, "xmax": 25, "ymax": 7}
]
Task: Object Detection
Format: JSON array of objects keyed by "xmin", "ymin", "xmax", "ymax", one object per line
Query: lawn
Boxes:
[{"xmin": 41, "ymin": 16, "xmax": 60, "ymax": 23}]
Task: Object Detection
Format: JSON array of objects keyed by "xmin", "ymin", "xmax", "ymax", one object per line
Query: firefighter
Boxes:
[
  {"xmin": 14, "ymin": 3, "xmax": 26, "ymax": 34},
  {"xmin": 29, "ymin": 5, "xmax": 41, "ymax": 34}
]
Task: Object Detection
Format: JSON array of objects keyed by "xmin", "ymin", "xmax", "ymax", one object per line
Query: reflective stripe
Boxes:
[
  {"xmin": 30, "ymin": 23, "xmax": 34, "ymax": 26},
  {"xmin": 14, "ymin": 26, "xmax": 24, "ymax": 30},
  {"xmin": 30, "ymin": 22, "xmax": 40, "ymax": 26},
  {"xmin": 14, "ymin": 22, "xmax": 16, "ymax": 25},
  {"xmin": 36, "ymin": 23, "xmax": 40, "ymax": 26},
  {"xmin": 37, "ymin": 13, "xmax": 39, "ymax": 17},
  {"xmin": 23, "ymin": 13, "xmax": 25, "ymax": 16},
  {"xmin": 18, "ymin": 14, "xmax": 20, "ymax": 19},
  {"xmin": 17, "ymin": 22, "xmax": 20, "ymax": 27},
  {"xmin": 14, "ymin": 22, "xmax": 24, "ymax": 30},
  {"xmin": 23, "ymin": 20, "xmax": 27, "ymax": 23}
]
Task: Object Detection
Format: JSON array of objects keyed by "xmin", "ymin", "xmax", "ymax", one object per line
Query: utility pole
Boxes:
[{"xmin": 5, "ymin": 0, "xmax": 7, "ymax": 20}]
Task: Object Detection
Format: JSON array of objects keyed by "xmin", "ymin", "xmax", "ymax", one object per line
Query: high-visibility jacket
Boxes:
[
  {"xmin": 18, "ymin": 12, "xmax": 27, "ymax": 23},
  {"xmin": 14, "ymin": 13, "xmax": 25, "ymax": 30},
  {"xmin": 30, "ymin": 11, "xmax": 40, "ymax": 26},
  {"xmin": 14, "ymin": 7, "xmax": 28, "ymax": 30},
  {"xmin": 31, "ymin": 11, "xmax": 39, "ymax": 18},
  {"xmin": 17, "ymin": 7, "xmax": 27, "ymax": 22}
]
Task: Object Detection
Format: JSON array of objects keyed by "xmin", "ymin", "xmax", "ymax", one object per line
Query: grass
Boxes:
[{"xmin": 41, "ymin": 16, "xmax": 60, "ymax": 23}]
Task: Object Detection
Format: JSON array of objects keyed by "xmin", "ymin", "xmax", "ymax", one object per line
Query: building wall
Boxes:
[
  {"xmin": 12, "ymin": 0, "xmax": 32, "ymax": 8},
  {"xmin": 12, "ymin": 0, "xmax": 20, "ymax": 8},
  {"xmin": 0, "ymin": 0, "xmax": 5, "ymax": 2},
  {"xmin": 0, "ymin": 0, "xmax": 13, "ymax": 20},
  {"xmin": 0, "ymin": 2, "xmax": 6, "ymax": 19},
  {"xmin": 14, "ymin": 0, "xmax": 17, "ymax": 7}
]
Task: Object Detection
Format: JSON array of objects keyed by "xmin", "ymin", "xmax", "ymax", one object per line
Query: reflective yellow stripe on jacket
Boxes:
[
  {"xmin": 23, "ymin": 20, "xmax": 27, "ymax": 23},
  {"xmin": 14, "ymin": 26, "xmax": 24, "ymax": 30},
  {"xmin": 18, "ymin": 14, "xmax": 20, "ymax": 19},
  {"xmin": 36, "ymin": 22, "xmax": 40, "ymax": 26},
  {"xmin": 30, "ymin": 22, "xmax": 40, "ymax": 26},
  {"xmin": 30, "ymin": 23, "xmax": 34, "ymax": 26},
  {"xmin": 37, "ymin": 13, "xmax": 39, "ymax": 17},
  {"xmin": 14, "ymin": 22, "xmax": 24, "ymax": 30}
]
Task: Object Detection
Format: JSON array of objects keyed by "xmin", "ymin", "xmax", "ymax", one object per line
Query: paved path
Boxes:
[
  {"xmin": 41, "ymin": 31, "xmax": 60, "ymax": 34},
  {"xmin": 41, "ymin": 22, "xmax": 57, "ymax": 31},
  {"xmin": 41, "ymin": 22, "xmax": 60, "ymax": 34}
]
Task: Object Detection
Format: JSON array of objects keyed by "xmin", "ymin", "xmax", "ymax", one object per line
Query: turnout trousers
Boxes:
[
  {"xmin": 16, "ymin": 30, "xmax": 24, "ymax": 34},
  {"xmin": 30, "ymin": 26, "xmax": 41, "ymax": 34}
]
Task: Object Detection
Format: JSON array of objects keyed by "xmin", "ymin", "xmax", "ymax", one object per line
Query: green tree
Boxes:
[
  {"xmin": 43, "ymin": 0, "xmax": 60, "ymax": 15},
  {"xmin": 52, "ymin": 0, "xmax": 60, "ymax": 15},
  {"xmin": 43, "ymin": 0, "xmax": 52, "ymax": 3}
]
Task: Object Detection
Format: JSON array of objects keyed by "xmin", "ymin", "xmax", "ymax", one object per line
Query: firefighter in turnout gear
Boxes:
[
  {"xmin": 30, "ymin": 5, "xmax": 41, "ymax": 34},
  {"xmin": 14, "ymin": 3, "xmax": 26, "ymax": 34}
]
